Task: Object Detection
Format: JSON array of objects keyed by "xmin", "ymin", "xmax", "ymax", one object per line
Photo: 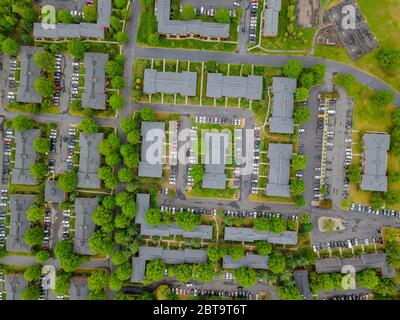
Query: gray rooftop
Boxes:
[
  {"xmin": 293, "ymin": 270, "xmax": 312, "ymax": 300},
  {"xmin": 73, "ymin": 198, "xmax": 98, "ymax": 255},
  {"xmin": 131, "ymin": 246, "xmax": 208, "ymax": 282},
  {"xmin": 143, "ymin": 69, "xmax": 197, "ymax": 96},
  {"xmin": 316, "ymin": 253, "xmax": 396, "ymax": 278},
  {"xmin": 266, "ymin": 143, "xmax": 293, "ymax": 197},
  {"xmin": 44, "ymin": 180, "xmax": 65, "ymax": 203},
  {"xmin": 157, "ymin": 0, "xmax": 230, "ymax": 39},
  {"xmin": 206, "ymin": 73, "xmax": 263, "ymax": 100},
  {"xmin": 82, "ymin": 52, "xmax": 109, "ymax": 110},
  {"xmin": 77, "ymin": 133, "xmax": 103, "ymax": 189},
  {"xmin": 139, "ymin": 122, "xmax": 166, "ymax": 178},
  {"xmin": 361, "ymin": 133, "xmax": 390, "ymax": 192},
  {"xmin": 12, "ymin": 129, "xmax": 40, "ymax": 185},
  {"xmin": 263, "ymin": 8, "xmax": 280, "ymax": 37},
  {"xmin": 5, "ymin": 274, "xmax": 28, "ymax": 300},
  {"xmin": 269, "ymin": 77, "xmax": 297, "ymax": 134},
  {"xmin": 223, "ymin": 253, "xmax": 269, "ymax": 269},
  {"xmin": 7, "ymin": 194, "xmax": 35, "ymax": 253},
  {"xmin": 135, "ymin": 193, "xmax": 213, "ymax": 239},
  {"xmin": 202, "ymin": 132, "xmax": 229, "ymax": 190},
  {"xmin": 68, "ymin": 277, "xmax": 89, "ymax": 300},
  {"xmin": 224, "ymin": 226, "xmax": 298, "ymax": 245},
  {"xmin": 33, "ymin": 0, "xmax": 111, "ymax": 39},
  {"xmin": 17, "ymin": 46, "xmax": 43, "ymax": 104}
]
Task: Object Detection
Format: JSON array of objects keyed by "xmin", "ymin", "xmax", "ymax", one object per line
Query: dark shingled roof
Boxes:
[
  {"xmin": 293, "ymin": 270, "xmax": 312, "ymax": 300},
  {"xmin": 156, "ymin": 0, "xmax": 230, "ymax": 38},
  {"xmin": 77, "ymin": 133, "xmax": 103, "ymax": 189},
  {"xmin": 68, "ymin": 277, "xmax": 89, "ymax": 300},
  {"xmin": 44, "ymin": 180, "xmax": 65, "ymax": 203},
  {"xmin": 266, "ymin": 143, "xmax": 293, "ymax": 197},
  {"xmin": 143, "ymin": 69, "xmax": 197, "ymax": 96},
  {"xmin": 5, "ymin": 274, "xmax": 28, "ymax": 300},
  {"xmin": 73, "ymin": 198, "xmax": 98, "ymax": 255},
  {"xmin": 7, "ymin": 194, "xmax": 35, "ymax": 253},
  {"xmin": 224, "ymin": 226, "xmax": 298, "ymax": 245},
  {"xmin": 131, "ymin": 246, "xmax": 208, "ymax": 282},
  {"xmin": 139, "ymin": 122, "xmax": 166, "ymax": 178},
  {"xmin": 361, "ymin": 133, "xmax": 390, "ymax": 192},
  {"xmin": 222, "ymin": 254, "xmax": 269, "ymax": 269}
]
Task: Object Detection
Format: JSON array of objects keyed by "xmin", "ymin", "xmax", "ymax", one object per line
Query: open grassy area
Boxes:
[
  {"xmin": 315, "ymin": 0, "xmax": 400, "ymax": 92},
  {"xmin": 260, "ymin": 0, "xmax": 318, "ymax": 51},
  {"xmin": 335, "ymin": 75, "xmax": 400, "ymax": 209},
  {"xmin": 186, "ymin": 186, "xmax": 238, "ymax": 200}
]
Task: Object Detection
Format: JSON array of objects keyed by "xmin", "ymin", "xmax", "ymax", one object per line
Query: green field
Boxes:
[{"xmin": 315, "ymin": 0, "xmax": 400, "ymax": 92}]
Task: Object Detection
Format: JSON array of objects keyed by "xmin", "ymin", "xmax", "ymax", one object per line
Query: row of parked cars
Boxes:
[
  {"xmin": 313, "ymin": 236, "xmax": 383, "ymax": 252},
  {"xmin": 351, "ymin": 203, "xmax": 400, "ymax": 219},
  {"xmin": 160, "ymin": 205, "xmax": 216, "ymax": 216},
  {"xmin": 0, "ymin": 272, "xmax": 3, "ymax": 300},
  {"xmin": 7, "ymin": 57, "xmax": 17, "ymax": 103},
  {"xmin": 71, "ymin": 60, "xmax": 80, "ymax": 99},
  {"xmin": 194, "ymin": 115, "xmax": 241, "ymax": 126},
  {"xmin": 62, "ymin": 209, "xmax": 71, "ymax": 241},
  {"xmin": 53, "ymin": 54, "xmax": 63, "ymax": 106},
  {"xmin": 328, "ymin": 293, "xmax": 369, "ymax": 300},
  {"xmin": 172, "ymin": 285, "xmax": 252, "ymax": 299},
  {"xmin": 66, "ymin": 128, "xmax": 76, "ymax": 170},
  {"xmin": 251, "ymin": 127, "xmax": 261, "ymax": 193},
  {"xmin": 248, "ymin": 1, "xmax": 258, "ymax": 42},
  {"xmin": 43, "ymin": 209, "xmax": 51, "ymax": 250}
]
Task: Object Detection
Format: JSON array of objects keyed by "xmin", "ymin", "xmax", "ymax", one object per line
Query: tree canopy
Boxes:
[
  {"xmin": 24, "ymin": 226, "xmax": 45, "ymax": 246},
  {"xmin": 67, "ymin": 40, "xmax": 87, "ymax": 59},
  {"xmin": 79, "ymin": 117, "xmax": 99, "ymax": 133},
  {"xmin": 33, "ymin": 51, "xmax": 54, "ymax": 72},
  {"xmin": 12, "ymin": 115, "xmax": 34, "ymax": 131},
  {"xmin": 24, "ymin": 264, "xmax": 42, "ymax": 282},
  {"xmin": 294, "ymin": 107, "xmax": 311, "ymax": 124},
  {"xmin": 268, "ymin": 253, "xmax": 286, "ymax": 274},
  {"xmin": 255, "ymin": 241, "xmax": 272, "ymax": 255},
  {"xmin": 233, "ymin": 267, "xmax": 257, "ymax": 288},
  {"xmin": 190, "ymin": 165, "xmax": 205, "ymax": 185},
  {"xmin": 145, "ymin": 208, "xmax": 162, "ymax": 225},
  {"xmin": 88, "ymin": 271, "xmax": 106, "ymax": 293},
  {"xmin": 290, "ymin": 179, "xmax": 305, "ymax": 196},
  {"xmin": 215, "ymin": 8, "xmax": 231, "ymax": 23},
  {"xmin": 347, "ymin": 164, "xmax": 361, "ymax": 184},
  {"xmin": 88, "ymin": 231, "xmax": 115, "ymax": 256},
  {"xmin": 295, "ymin": 87, "xmax": 309, "ymax": 102},
  {"xmin": 292, "ymin": 155, "xmax": 307, "ymax": 170},
  {"xmin": 54, "ymin": 272, "xmax": 71, "ymax": 296},
  {"xmin": 283, "ymin": 60, "xmax": 303, "ymax": 78},
  {"xmin": 181, "ymin": 3, "xmax": 195, "ymax": 20},
  {"xmin": 377, "ymin": 48, "xmax": 400, "ymax": 71},
  {"xmin": 57, "ymin": 173, "xmax": 78, "ymax": 193},
  {"xmin": 229, "ymin": 245, "xmax": 244, "ymax": 260},
  {"xmin": 27, "ymin": 205, "xmax": 44, "ymax": 222},
  {"xmin": 33, "ymin": 137, "xmax": 51, "ymax": 154},
  {"xmin": 145, "ymin": 259, "xmax": 166, "ymax": 282},
  {"xmin": 175, "ymin": 211, "xmax": 201, "ymax": 231}
]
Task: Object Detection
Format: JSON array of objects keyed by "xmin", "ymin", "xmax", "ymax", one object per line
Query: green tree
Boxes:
[
  {"xmin": 102, "ymin": 195, "xmax": 116, "ymax": 210},
  {"xmin": 92, "ymin": 205, "xmax": 114, "ymax": 229},
  {"xmin": 283, "ymin": 60, "xmax": 303, "ymax": 78},
  {"xmin": 174, "ymin": 264, "xmax": 192, "ymax": 282},
  {"xmin": 146, "ymin": 259, "xmax": 166, "ymax": 282},
  {"xmin": 115, "ymin": 31, "xmax": 129, "ymax": 44},
  {"xmin": 155, "ymin": 284, "xmax": 177, "ymax": 300},
  {"xmin": 24, "ymin": 265, "xmax": 42, "ymax": 282},
  {"xmin": 377, "ymin": 48, "xmax": 400, "ymax": 71},
  {"xmin": 215, "ymin": 8, "xmax": 231, "ymax": 23},
  {"xmin": 35, "ymin": 250, "xmax": 50, "ymax": 263},
  {"xmin": 109, "ymin": 271, "xmax": 123, "ymax": 291},
  {"xmin": 112, "ymin": 250, "xmax": 132, "ymax": 266},
  {"xmin": 181, "ymin": 3, "xmax": 195, "ymax": 20},
  {"xmin": 290, "ymin": 179, "xmax": 305, "ymax": 196},
  {"xmin": 295, "ymin": 87, "xmax": 309, "ymax": 102},
  {"xmin": 120, "ymin": 118, "xmax": 137, "ymax": 134},
  {"xmin": 385, "ymin": 191, "xmax": 400, "ymax": 205},
  {"xmin": 54, "ymin": 272, "xmax": 71, "ymax": 296},
  {"xmin": 54, "ymin": 241, "xmax": 82, "ymax": 272},
  {"xmin": 106, "ymin": 60, "xmax": 124, "ymax": 77},
  {"xmin": 67, "ymin": 40, "xmax": 87, "ymax": 59},
  {"xmin": 292, "ymin": 155, "xmax": 307, "ymax": 170},
  {"xmin": 268, "ymin": 252, "xmax": 286, "ymax": 274},
  {"xmin": 175, "ymin": 211, "xmax": 201, "ymax": 231},
  {"xmin": 79, "ymin": 117, "xmax": 99, "ymax": 133},
  {"xmin": 34, "ymin": 77, "xmax": 56, "ymax": 97},
  {"xmin": 294, "ymin": 195, "xmax": 305, "ymax": 208},
  {"xmin": 109, "ymin": 94, "xmax": 125, "ymax": 111},
  {"xmin": 110, "ymin": 15, "xmax": 123, "ymax": 31},
  {"xmin": 12, "ymin": 115, "xmax": 34, "ymax": 131},
  {"xmin": 278, "ymin": 285, "xmax": 302, "ymax": 300},
  {"xmin": 33, "ymin": 137, "xmax": 51, "ymax": 154},
  {"xmin": 148, "ymin": 33, "xmax": 160, "ymax": 46},
  {"xmin": 370, "ymin": 192, "xmax": 385, "ymax": 210},
  {"xmin": 21, "ymin": 284, "xmax": 41, "ymax": 300},
  {"xmin": 127, "ymin": 130, "xmax": 141, "ymax": 144},
  {"xmin": 255, "ymin": 241, "xmax": 272, "ymax": 255},
  {"xmin": 118, "ymin": 167, "xmax": 134, "ymax": 183},
  {"xmin": 312, "ymin": 64, "xmax": 326, "ymax": 84},
  {"xmin": 111, "ymin": 76, "xmax": 125, "ymax": 89},
  {"xmin": 190, "ymin": 165, "xmax": 204, "ymax": 184},
  {"xmin": 299, "ymin": 72, "xmax": 315, "ymax": 88},
  {"xmin": 24, "ymin": 226, "xmax": 45, "ymax": 245},
  {"xmin": 88, "ymin": 231, "xmax": 115, "ymax": 255},
  {"xmin": 57, "ymin": 10, "xmax": 74, "ymax": 23},
  {"xmin": 373, "ymin": 89, "xmax": 395, "ymax": 107},
  {"xmin": 233, "ymin": 267, "xmax": 257, "ymax": 288},
  {"xmin": 229, "ymin": 245, "xmax": 244, "ymax": 260},
  {"xmin": 33, "ymin": 51, "xmax": 54, "ymax": 72},
  {"xmin": 114, "ymin": 0, "xmax": 128, "ymax": 9},
  {"xmin": 145, "ymin": 208, "xmax": 162, "ymax": 225},
  {"xmin": 347, "ymin": 164, "xmax": 361, "ymax": 184},
  {"xmin": 140, "ymin": 106, "xmax": 156, "ymax": 121},
  {"xmin": 392, "ymin": 109, "xmax": 400, "ymax": 127},
  {"xmin": 206, "ymin": 60, "xmax": 219, "ymax": 72},
  {"xmin": 356, "ymin": 269, "xmax": 380, "ymax": 290},
  {"xmin": 386, "ymin": 241, "xmax": 400, "ymax": 268},
  {"xmin": 27, "ymin": 205, "xmax": 44, "ymax": 222},
  {"xmin": 374, "ymin": 278, "xmax": 397, "ymax": 296},
  {"xmin": 106, "ymin": 154, "xmax": 120, "ymax": 167},
  {"xmin": 57, "ymin": 173, "xmax": 78, "ymax": 193},
  {"xmin": 254, "ymin": 217, "xmax": 271, "ymax": 231},
  {"xmin": 83, "ymin": 5, "xmax": 97, "ymax": 23},
  {"xmin": 88, "ymin": 271, "xmax": 106, "ymax": 292},
  {"xmin": 207, "ymin": 244, "xmax": 225, "ymax": 262},
  {"xmin": 269, "ymin": 217, "xmax": 287, "ymax": 233},
  {"xmin": 294, "ymin": 107, "xmax": 311, "ymax": 124},
  {"xmin": 2, "ymin": 38, "xmax": 20, "ymax": 56}
]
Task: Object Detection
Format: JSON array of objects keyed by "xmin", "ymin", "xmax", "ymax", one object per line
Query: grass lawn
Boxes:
[
  {"xmin": 249, "ymin": 193, "xmax": 294, "ymax": 204},
  {"xmin": 315, "ymin": 0, "xmax": 400, "ymax": 92},
  {"xmin": 260, "ymin": 0, "xmax": 318, "ymax": 51},
  {"xmin": 335, "ymin": 75, "xmax": 400, "ymax": 209},
  {"xmin": 186, "ymin": 186, "xmax": 238, "ymax": 200}
]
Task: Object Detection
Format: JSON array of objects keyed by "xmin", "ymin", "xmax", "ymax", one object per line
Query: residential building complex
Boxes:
[
  {"xmin": 77, "ymin": 133, "xmax": 103, "ymax": 189},
  {"xmin": 263, "ymin": 0, "xmax": 282, "ymax": 37},
  {"xmin": 73, "ymin": 198, "xmax": 98, "ymax": 255},
  {"xmin": 224, "ymin": 226, "xmax": 298, "ymax": 245},
  {"xmin": 143, "ymin": 69, "xmax": 197, "ymax": 96}
]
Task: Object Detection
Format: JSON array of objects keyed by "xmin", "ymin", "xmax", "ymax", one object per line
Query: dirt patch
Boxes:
[
  {"xmin": 318, "ymin": 216, "xmax": 345, "ymax": 233},
  {"xmin": 296, "ymin": 0, "xmax": 320, "ymax": 27}
]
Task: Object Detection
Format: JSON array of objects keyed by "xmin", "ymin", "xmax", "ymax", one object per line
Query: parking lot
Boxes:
[
  {"xmin": 6, "ymin": 56, "xmax": 17, "ymax": 104},
  {"xmin": 35, "ymin": 0, "xmax": 87, "ymax": 11}
]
